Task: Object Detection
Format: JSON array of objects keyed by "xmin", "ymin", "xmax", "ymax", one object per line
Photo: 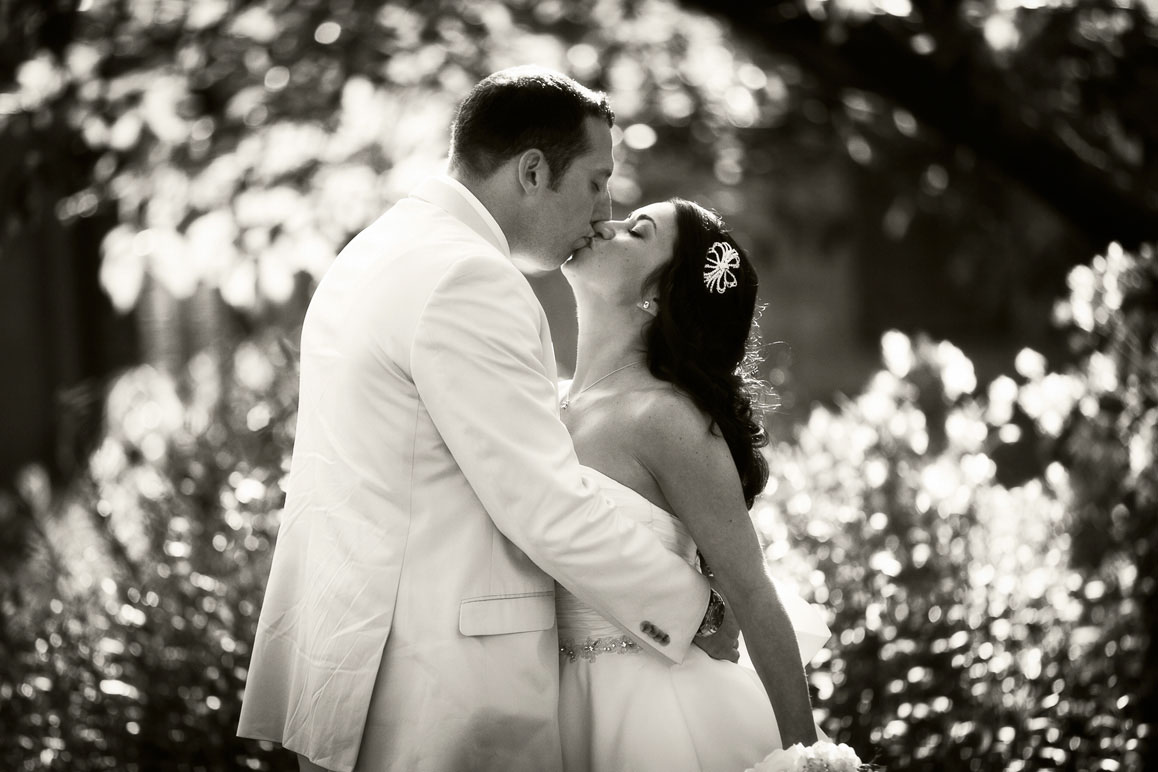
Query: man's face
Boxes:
[{"xmin": 524, "ymin": 116, "xmax": 613, "ymax": 272}]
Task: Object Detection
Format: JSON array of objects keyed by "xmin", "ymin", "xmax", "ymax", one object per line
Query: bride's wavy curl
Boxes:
[{"xmin": 642, "ymin": 199, "xmax": 770, "ymax": 509}]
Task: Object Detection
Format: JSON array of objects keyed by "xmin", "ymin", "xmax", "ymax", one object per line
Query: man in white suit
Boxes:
[{"xmin": 238, "ymin": 68, "xmax": 730, "ymax": 772}]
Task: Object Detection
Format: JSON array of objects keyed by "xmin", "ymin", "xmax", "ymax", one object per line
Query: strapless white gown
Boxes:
[{"xmin": 557, "ymin": 466, "xmax": 830, "ymax": 772}]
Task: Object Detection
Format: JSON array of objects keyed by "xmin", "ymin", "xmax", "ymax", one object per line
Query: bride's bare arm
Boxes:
[{"xmin": 636, "ymin": 394, "xmax": 819, "ymax": 747}]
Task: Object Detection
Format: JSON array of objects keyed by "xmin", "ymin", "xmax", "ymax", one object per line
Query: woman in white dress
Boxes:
[{"xmin": 556, "ymin": 198, "xmax": 828, "ymax": 771}]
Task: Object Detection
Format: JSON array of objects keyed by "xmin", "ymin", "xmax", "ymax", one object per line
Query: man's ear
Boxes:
[{"xmin": 516, "ymin": 149, "xmax": 550, "ymax": 194}]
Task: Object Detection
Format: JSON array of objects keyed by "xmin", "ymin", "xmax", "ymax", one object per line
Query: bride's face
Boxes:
[{"xmin": 562, "ymin": 201, "xmax": 678, "ymax": 302}]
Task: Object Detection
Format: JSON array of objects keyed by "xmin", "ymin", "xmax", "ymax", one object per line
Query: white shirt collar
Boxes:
[{"xmin": 410, "ymin": 175, "xmax": 511, "ymax": 258}]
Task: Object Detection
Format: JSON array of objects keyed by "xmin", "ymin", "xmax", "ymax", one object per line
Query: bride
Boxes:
[{"xmin": 556, "ymin": 198, "xmax": 828, "ymax": 771}]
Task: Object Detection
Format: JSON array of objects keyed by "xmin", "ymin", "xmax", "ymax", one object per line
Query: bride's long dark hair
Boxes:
[{"xmin": 642, "ymin": 198, "xmax": 769, "ymax": 508}]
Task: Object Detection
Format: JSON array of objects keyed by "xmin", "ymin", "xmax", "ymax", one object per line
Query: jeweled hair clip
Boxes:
[{"xmin": 703, "ymin": 241, "xmax": 740, "ymax": 294}]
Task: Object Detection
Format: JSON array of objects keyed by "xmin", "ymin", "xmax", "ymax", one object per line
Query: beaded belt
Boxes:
[{"xmin": 559, "ymin": 635, "xmax": 641, "ymax": 662}]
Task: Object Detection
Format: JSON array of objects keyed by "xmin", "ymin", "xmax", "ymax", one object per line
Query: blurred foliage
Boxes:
[
  {"xmin": 0, "ymin": 333, "xmax": 300, "ymax": 771},
  {"xmin": 684, "ymin": 0, "xmax": 1158, "ymax": 247},
  {"xmin": 761, "ymin": 241, "xmax": 1156, "ymax": 770},
  {"xmin": 2, "ymin": 0, "xmax": 1154, "ymax": 327}
]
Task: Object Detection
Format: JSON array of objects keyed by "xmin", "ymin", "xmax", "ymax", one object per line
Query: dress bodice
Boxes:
[{"xmin": 556, "ymin": 466, "xmax": 698, "ymax": 659}]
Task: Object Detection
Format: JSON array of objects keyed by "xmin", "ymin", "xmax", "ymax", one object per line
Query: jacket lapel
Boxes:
[{"xmin": 411, "ymin": 177, "xmax": 557, "ymax": 379}]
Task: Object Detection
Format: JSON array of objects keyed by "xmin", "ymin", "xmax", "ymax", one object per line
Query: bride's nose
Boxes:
[{"xmin": 591, "ymin": 219, "xmax": 627, "ymax": 240}]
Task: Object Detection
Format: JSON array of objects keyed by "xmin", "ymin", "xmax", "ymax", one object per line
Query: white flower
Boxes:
[{"xmin": 745, "ymin": 741, "xmax": 863, "ymax": 772}]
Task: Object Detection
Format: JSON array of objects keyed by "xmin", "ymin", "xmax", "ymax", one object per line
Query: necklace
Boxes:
[{"xmin": 560, "ymin": 361, "xmax": 644, "ymax": 411}]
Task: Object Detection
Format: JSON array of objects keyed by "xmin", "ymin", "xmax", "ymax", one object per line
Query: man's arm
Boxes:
[{"xmin": 409, "ymin": 255, "xmax": 709, "ymax": 662}]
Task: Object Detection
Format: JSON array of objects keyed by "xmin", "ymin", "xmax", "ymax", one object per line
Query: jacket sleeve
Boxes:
[{"xmin": 410, "ymin": 254, "xmax": 709, "ymax": 663}]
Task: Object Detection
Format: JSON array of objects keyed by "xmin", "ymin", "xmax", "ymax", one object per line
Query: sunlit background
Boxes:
[{"xmin": 1, "ymin": 0, "xmax": 1156, "ymax": 770}]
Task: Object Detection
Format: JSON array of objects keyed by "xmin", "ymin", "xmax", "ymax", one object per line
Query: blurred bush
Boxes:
[
  {"xmin": 761, "ymin": 242, "xmax": 1155, "ymax": 770},
  {"xmin": 2, "ymin": 232, "xmax": 1152, "ymax": 770},
  {"xmin": 1, "ymin": 332, "xmax": 301, "ymax": 771}
]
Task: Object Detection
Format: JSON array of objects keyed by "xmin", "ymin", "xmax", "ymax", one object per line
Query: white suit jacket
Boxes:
[{"xmin": 237, "ymin": 177, "xmax": 710, "ymax": 772}]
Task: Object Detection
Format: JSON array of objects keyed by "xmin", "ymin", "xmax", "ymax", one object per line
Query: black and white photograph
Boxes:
[{"xmin": 1, "ymin": 1, "xmax": 1155, "ymax": 770}]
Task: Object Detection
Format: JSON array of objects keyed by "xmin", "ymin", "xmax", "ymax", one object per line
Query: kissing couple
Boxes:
[{"xmin": 238, "ymin": 66, "xmax": 831, "ymax": 772}]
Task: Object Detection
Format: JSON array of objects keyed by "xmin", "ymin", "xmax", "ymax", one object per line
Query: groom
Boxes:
[{"xmin": 238, "ymin": 67, "xmax": 730, "ymax": 772}]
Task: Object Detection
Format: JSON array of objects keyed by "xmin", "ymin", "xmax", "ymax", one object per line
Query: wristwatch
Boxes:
[{"xmin": 697, "ymin": 588, "xmax": 726, "ymax": 637}]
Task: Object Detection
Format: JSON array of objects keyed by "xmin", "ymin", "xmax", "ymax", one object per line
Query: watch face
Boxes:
[
  {"xmin": 708, "ymin": 591, "xmax": 725, "ymax": 626},
  {"xmin": 710, "ymin": 601, "xmax": 725, "ymax": 626}
]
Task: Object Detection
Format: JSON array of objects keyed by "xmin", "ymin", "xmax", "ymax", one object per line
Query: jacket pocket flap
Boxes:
[{"xmin": 459, "ymin": 591, "xmax": 555, "ymax": 637}]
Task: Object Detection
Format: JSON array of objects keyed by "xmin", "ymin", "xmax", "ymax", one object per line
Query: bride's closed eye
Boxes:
[{"xmin": 628, "ymin": 214, "xmax": 654, "ymax": 239}]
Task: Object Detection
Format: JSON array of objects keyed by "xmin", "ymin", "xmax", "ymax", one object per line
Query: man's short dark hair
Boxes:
[{"xmin": 449, "ymin": 66, "xmax": 615, "ymax": 190}]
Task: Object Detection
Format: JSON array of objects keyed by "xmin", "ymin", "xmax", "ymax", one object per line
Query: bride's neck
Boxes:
[{"xmin": 572, "ymin": 300, "xmax": 649, "ymax": 390}]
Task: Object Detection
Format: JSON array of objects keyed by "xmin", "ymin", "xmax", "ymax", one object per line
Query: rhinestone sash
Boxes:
[{"xmin": 559, "ymin": 635, "xmax": 642, "ymax": 662}]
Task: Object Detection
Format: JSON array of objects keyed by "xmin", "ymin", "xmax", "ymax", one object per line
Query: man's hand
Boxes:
[{"xmin": 693, "ymin": 590, "xmax": 741, "ymax": 662}]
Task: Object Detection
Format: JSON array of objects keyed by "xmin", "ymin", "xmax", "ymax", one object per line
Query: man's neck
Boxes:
[{"xmin": 450, "ymin": 170, "xmax": 516, "ymax": 241}]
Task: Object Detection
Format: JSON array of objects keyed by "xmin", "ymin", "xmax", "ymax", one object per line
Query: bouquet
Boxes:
[{"xmin": 745, "ymin": 741, "xmax": 866, "ymax": 772}]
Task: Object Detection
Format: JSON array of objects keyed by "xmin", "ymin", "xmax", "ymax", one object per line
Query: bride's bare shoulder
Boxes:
[
  {"xmin": 627, "ymin": 386, "xmax": 736, "ymax": 494},
  {"xmin": 630, "ymin": 386, "xmax": 717, "ymax": 446}
]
